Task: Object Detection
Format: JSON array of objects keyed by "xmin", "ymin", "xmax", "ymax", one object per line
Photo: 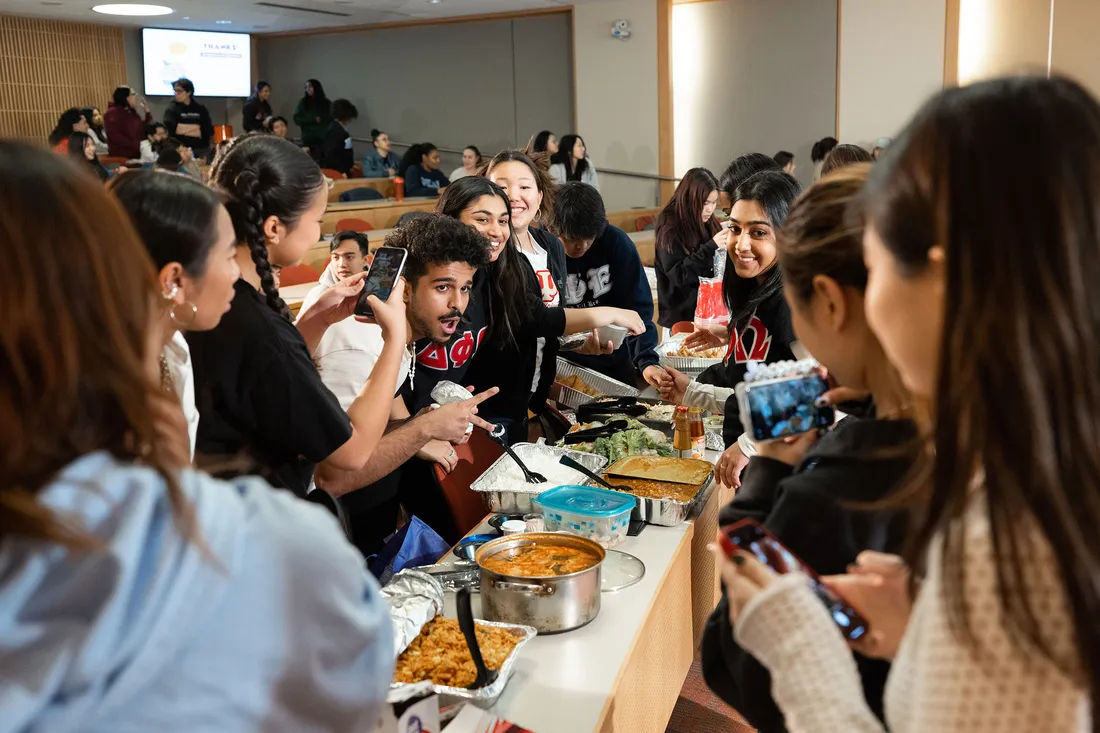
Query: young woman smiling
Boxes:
[
  {"xmin": 658, "ymin": 170, "xmax": 804, "ymax": 487},
  {"xmin": 447, "ymin": 170, "xmax": 643, "ymax": 443}
]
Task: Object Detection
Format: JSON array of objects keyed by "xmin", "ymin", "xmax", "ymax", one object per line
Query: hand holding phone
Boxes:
[
  {"xmin": 354, "ymin": 246, "xmax": 408, "ymax": 318},
  {"xmin": 736, "ymin": 372, "xmax": 835, "ymax": 442},
  {"xmin": 718, "ymin": 519, "xmax": 869, "ymax": 641}
]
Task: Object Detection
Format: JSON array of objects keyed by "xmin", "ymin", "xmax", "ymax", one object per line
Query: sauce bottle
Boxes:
[
  {"xmin": 673, "ymin": 406, "xmax": 693, "ymax": 458},
  {"xmin": 688, "ymin": 406, "xmax": 705, "ymax": 456}
]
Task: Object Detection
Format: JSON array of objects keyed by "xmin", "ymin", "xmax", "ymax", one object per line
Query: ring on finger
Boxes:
[{"xmin": 449, "ymin": 449, "xmax": 456, "ymax": 457}]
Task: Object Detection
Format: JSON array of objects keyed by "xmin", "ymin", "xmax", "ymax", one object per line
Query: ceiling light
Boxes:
[
  {"xmin": 92, "ymin": 3, "xmax": 173, "ymax": 15},
  {"xmin": 215, "ymin": 19, "xmax": 231, "ymax": 23},
  {"xmin": 428, "ymin": 0, "xmax": 441, "ymax": 4}
]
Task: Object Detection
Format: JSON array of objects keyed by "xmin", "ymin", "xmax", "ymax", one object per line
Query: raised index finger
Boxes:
[{"xmin": 467, "ymin": 386, "xmax": 500, "ymax": 405}]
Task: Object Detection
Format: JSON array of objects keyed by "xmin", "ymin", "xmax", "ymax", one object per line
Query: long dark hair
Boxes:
[
  {"xmin": 532, "ymin": 130, "xmax": 553, "ymax": 153},
  {"xmin": 211, "ymin": 135, "xmax": 324, "ymax": 321},
  {"xmin": 438, "ymin": 176, "xmax": 529, "ymax": 348},
  {"xmin": 109, "ymin": 169, "xmax": 223, "ymax": 274},
  {"xmin": 82, "ymin": 107, "xmax": 104, "ymax": 138},
  {"xmin": 485, "ymin": 148, "xmax": 558, "ymax": 224},
  {"xmin": 301, "ymin": 78, "xmax": 329, "ymax": 112},
  {"xmin": 67, "ymin": 132, "xmax": 108, "ymax": 182},
  {"xmin": 250, "ymin": 81, "xmax": 270, "ymax": 101},
  {"xmin": 48, "ymin": 108, "xmax": 85, "ymax": 147},
  {"xmin": 551, "ymin": 134, "xmax": 589, "ymax": 181},
  {"xmin": 112, "ymin": 86, "xmax": 133, "ymax": 108},
  {"xmin": 717, "ymin": 152, "xmax": 780, "ymax": 201},
  {"xmin": 0, "ymin": 141, "xmax": 193, "ymax": 548},
  {"xmin": 722, "ymin": 170, "xmax": 802, "ymax": 331},
  {"xmin": 398, "ymin": 143, "xmax": 438, "ymax": 179},
  {"xmin": 655, "ymin": 167, "xmax": 720, "ymax": 254},
  {"xmin": 821, "ymin": 143, "xmax": 873, "ymax": 176},
  {"xmin": 864, "ymin": 75, "xmax": 1100, "ymax": 714}
]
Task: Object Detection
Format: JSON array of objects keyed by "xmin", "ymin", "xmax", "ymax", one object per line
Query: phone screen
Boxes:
[
  {"xmin": 744, "ymin": 374, "xmax": 834, "ymax": 442},
  {"xmin": 719, "ymin": 519, "xmax": 868, "ymax": 641},
  {"xmin": 354, "ymin": 246, "xmax": 407, "ymax": 317}
]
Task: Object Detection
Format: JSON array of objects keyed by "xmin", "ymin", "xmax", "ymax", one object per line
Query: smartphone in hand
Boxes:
[
  {"xmin": 735, "ymin": 372, "xmax": 835, "ymax": 442},
  {"xmin": 354, "ymin": 246, "xmax": 408, "ymax": 318},
  {"xmin": 719, "ymin": 519, "xmax": 868, "ymax": 641}
]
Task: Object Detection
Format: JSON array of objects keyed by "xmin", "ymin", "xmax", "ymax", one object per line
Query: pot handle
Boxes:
[{"xmin": 490, "ymin": 579, "xmax": 556, "ymax": 596}]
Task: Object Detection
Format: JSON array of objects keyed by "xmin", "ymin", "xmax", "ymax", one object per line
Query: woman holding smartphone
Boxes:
[
  {"xmin": 700, "ymin": 164, "xmax": 916, "ymax": 732},
  {"xmin": 188, "ymin": 134, "xmax": 406, "ymax": 501},
  {"xmin": 715, "ymin": 77, "xmax": 1095, "ymax": 732}
]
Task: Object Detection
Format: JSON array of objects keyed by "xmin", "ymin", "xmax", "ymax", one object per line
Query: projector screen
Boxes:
[{"xmin": 142, "ymin": 28, "xmax": 251, "ymax": 98}]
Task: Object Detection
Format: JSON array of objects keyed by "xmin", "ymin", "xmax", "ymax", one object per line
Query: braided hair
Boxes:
[{"xmin": 210, "ymin": 135, "xmax": 324, "ymax": 321}]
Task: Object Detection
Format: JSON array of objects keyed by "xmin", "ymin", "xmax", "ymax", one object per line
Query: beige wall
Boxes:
[
  {"xmin": 957, "ymin": 0, "xmax": 1050, "ymax": 83},
  {"xmin": 573, "ymin": 0, "xmax": 661, "ymax": 210},
  {"xmin": 837, "ymin": 0, "xmax": 946, "ymax": 147},
  {"xmin": 671, "ymin": 0, "xmax": 837, "ymax": 189},
  {"xmin": 1050, "ymin": 0, "xmax": 1100, "ymax": 100}
]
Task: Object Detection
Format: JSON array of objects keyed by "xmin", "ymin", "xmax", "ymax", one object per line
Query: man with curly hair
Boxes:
[{"xmin": 305, "ymin": 215, "xmax": 497, "ymax": 554}]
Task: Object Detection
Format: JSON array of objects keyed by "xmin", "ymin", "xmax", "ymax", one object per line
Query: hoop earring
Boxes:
[
  {"xmin": 169, "ymin": 300, "xmax": 198, "ymax": 328},
  {"xmin": 533, "ymin": 210, "xmax": 542, "ymax": 223}
]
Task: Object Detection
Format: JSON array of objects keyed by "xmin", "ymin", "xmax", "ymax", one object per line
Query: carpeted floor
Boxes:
[{"xmin": 666, "ymin": 654, "xmax": 756, "ymax": 733}]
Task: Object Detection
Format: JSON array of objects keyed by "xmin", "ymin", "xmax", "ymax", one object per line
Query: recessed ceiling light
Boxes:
[
  {"xmin": 214, "ymin": 19, "xmax": 231, "ymax": 23},
  {"xmin": 92, "ymin": 3, "xmax": 173, "ymax": 15},
  {"xmin": 427, "ymin": 0, "xmax": 441, "ymax": 4}
]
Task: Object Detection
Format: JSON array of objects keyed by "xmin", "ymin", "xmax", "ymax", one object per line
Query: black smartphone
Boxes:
[
  {"xmin": 735, "ymin": 372, "xmax": 835, "ymax": 442},
  {"xmin": 353, "ymin": 246, "xmax": 408, "ymax": 318},
  {"xmin": 718, "ymin": 519, "xmax": 868, "ymax": 641}
]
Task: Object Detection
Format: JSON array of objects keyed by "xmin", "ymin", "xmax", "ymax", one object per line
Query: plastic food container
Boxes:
[{"xmin": 534, "ymin": 485, "xmax": 636, "ymax": 548}]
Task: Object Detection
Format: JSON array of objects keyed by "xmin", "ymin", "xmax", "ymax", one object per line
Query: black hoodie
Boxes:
[
  {"xmin": 164, "ymin": 98, "xmax": 214, "ymax": 152},
  {"xmin": 700, "ymin": 414, "xmax": 915, "ymax": 733}
]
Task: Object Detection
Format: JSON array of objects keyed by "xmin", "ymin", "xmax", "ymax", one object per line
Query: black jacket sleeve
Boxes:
[
  {"xmin": 320, "ymin": 124, "xmax": 352, "ymax": 174},
  {"xmin": 700, "ymin": 439, "xmax": 909, "ymax": 731},
  {"xmin": 163, "ymin": 103, "xmax": 180, "ymax": 136},
  {"xmin": 655, "ymin": 238, "xmax": 718, "ymax": 294},
  {"xmin": 198, "ymin": 104, "xmax": 214, "ymax": 146},
  {"xmin": 609, "ymin": 231, "xmax": 660, "ymax": 374},
  {"xmin": 242, "ymin": 100, "xmax": 263, "ymax": 132}
]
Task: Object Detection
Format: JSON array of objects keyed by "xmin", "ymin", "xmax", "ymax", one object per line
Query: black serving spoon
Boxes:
[
  {"xmin": 559, "ymin": 454, "xmax": 631, "ymax": 491},
  {"xmin": 457, "ymin": 587, "xmax": 498, "ymax": 689}
]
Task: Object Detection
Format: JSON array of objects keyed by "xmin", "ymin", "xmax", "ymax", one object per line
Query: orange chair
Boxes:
[
  {"xmin": 432, "ymin": 430, "xmax": 505, "ymax": 537},
  {"xmin": 278, "ymin": 263, "xmax": 320, "ymax": 287},
  {"xmin": 322, "ymin": 168, "xmax": 347, "ymax": 180},
  {"xmin": 635, "ymin": 215, "xmax": 656, "ymax": 232},
  {"xmin": 336, "ymin": 218, "xmax": 373, "ymax": 232},
  {"xmin": 213, "ymin": 125, "xmax": 233, "ymax": 143},
  {"xmin": 671, "ymin": 320, "xmax": 695, "ymax": 335}
]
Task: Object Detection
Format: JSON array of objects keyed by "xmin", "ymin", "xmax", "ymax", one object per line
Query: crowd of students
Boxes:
[{"xmin": 12, "ymin": 73, "xmax": 1099, "ymax": 732}]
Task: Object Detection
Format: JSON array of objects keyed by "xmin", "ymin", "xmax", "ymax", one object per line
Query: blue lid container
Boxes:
[{"xmin": 534, "ymin": 485, "xmax": 636, "ymax": 516}]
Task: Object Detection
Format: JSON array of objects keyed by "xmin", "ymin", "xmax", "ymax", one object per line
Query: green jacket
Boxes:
[{"xmin": 293, "ymin": 99, "xmax": 332, "ymax": 148}]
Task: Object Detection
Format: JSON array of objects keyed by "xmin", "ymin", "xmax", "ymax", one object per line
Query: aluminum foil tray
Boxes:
[
  {"xmin": 470, "ymin": 441, "xmax": 608, "ymax": 514},
  {"xmin": 384, "ymin": 569, "xmax": 538, "ymax": 709},
  {"xmin": 550, "ymin": 357, "xmax": 640, "ymax": 409},
  {"xmin": 390, "ymin": 618, "xmax": 537, "ymax": 709},
  {"xmin": 610, "ymin": 471, "xmax": 715, "ymax": 527},
  {"xmin": 657, "ymin": 340, "xmax": 725, "ymax": 375}
]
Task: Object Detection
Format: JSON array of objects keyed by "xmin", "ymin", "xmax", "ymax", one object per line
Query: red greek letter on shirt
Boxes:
[
  {"xmin": 418, "ymin": 343, "xmax": 449, "ymax": 370},
  {"xmin": 449, "ymin": 330, "xmax": 476, "ymax": 368},
  {"xmin": 725, "ymin": 316, "xmax": 773, "ymax": 365}
]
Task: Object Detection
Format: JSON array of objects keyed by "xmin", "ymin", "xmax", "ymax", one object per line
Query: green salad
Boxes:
[{"xmin": 559, "ymin": 418, "xmax": 676, "ymax": 463}]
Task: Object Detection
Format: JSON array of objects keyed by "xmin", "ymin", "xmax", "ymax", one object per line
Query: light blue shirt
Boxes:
[{"xmin": 0, "ymin": 452, "xmax": 393, "ymax": 733}]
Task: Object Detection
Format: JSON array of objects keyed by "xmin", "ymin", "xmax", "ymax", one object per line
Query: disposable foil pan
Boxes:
[
  {"xmin": 657, "ymin": 340, "xmax": 724, "ymax": 376},
  {"xmin": 550, "ymin": 357, "xmax": 640, "ymax": 409},
  {"xmin": 470, "ymin": 441, "xmax": 608, "ymax": 514},
  {"xmin": 384, "ymin": 571, "xmax": 537, "ymax": 708},
  {"xmin": 617, "ymin": 472, "xmax": 715, "ymax": 527},
  {"xmin": 390, "ymin": 619, "xmax": 537, "ymax": 708}
]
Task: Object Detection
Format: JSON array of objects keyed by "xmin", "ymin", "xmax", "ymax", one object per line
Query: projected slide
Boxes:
[{"xmin": 142, "ymin": 28, "xmax": 251, "ymax": 98}]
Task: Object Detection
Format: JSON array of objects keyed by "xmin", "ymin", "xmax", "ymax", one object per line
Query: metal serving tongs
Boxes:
[
  {"xmin": 486, "ymin": 423, "xmax": 547, "ymax": 483},
  {"xmin": 562, "ymin": 419, "xmax": 630, "ymax": 445},
  {"xmin": 577, "ymin": 397, "xmax": 647, "ymax": 423}
]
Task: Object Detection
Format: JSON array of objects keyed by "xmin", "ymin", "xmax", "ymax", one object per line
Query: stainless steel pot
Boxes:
[{"xmin": 474, "ymin": 533, "xmax": 605, "ymax": 634}]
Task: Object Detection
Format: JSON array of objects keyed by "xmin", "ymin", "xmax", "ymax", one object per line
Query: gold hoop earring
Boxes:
[{"xmin": 169, "ymin": 301, "xmax": 198, "ymax": 328}]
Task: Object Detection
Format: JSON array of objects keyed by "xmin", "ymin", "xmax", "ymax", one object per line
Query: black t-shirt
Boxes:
[
  {"xmin": 696, "ymin": 288, "xmax": 798, "ymax": 445},
  {"xmin": 186, "ymin": 279, "xmax": 353, "ymax": 497},
  {"xmin": 402, "ymin": 268, "xmax": 491, "ymax": 413}
]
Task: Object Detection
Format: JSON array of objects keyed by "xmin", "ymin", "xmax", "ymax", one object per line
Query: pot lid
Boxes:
[{"xmin": 601, "ymin": 549, "xmax": 646, "ymax": 592}]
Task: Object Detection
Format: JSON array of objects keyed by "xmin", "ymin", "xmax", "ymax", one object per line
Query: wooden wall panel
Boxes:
[{"xmin": 0, "ymin": 14, "xmax": 127, "ymax": 143}]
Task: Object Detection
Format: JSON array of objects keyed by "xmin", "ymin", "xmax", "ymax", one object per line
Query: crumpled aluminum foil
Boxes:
[
  {"xmin": 381, "ymin": 569, "xmax": 445, "ymax": 658},
  {"xmin": 430, "ymin": 380, "xmax": 473, "ymax": 405}
]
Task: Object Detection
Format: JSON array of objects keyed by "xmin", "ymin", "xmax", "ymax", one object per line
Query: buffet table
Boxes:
[{"xmin": 436, "ymin": 451, "xmax": 732, "ymax": 733}]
